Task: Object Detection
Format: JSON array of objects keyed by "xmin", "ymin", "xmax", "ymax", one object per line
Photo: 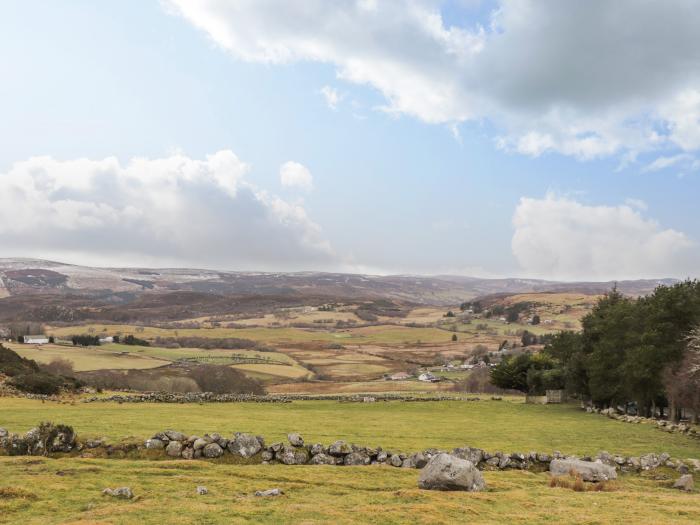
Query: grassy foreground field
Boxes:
[
  {"xmin": 1, "ymin": 457, "xmax": 698, "ymax": 525},
  {"xmin": 3, "ymin": 398, "xmax": 700, "ymax": 458}
]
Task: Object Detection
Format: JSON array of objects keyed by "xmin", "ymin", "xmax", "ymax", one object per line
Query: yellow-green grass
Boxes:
[
  {"xmin": 5, "ymin": 343, "xmax": 169, "ymax": 372},
  {"xmin": 2, "ymin": 398, "xmax": 700, "ymax": 459},
  {"xmin": 100, "ymin": 343, "xmax": 296, "ymax": 366},
  {"xmin": 230, "ymin": 363, "xmax": 312, "ymax": 380},
  {"xmin": 48, "ymin": 324, "xmax": 456, "ymax": 346},
  {"xmin": 0, "ymin": 457, "xmax": 697, "ymax": 525},
  {"xmin": 268, "ymin": 380, "xmax": 454, "ymax": 394}
]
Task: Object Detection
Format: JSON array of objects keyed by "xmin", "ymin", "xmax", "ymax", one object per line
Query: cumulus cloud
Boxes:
[
  {"xmin": 279, "ymin": 161, "xmax": 313, "ymax": 191},
  {"xmin": 166, "ymin": 0, "xmax": 700, "ymax": 162},
  {"xmin": 511, "ymin": 194, "xmax": 698, "ymax": 280},
  {"xmin": 0, "ymin": 151, "xmax": 334, "ymax": 269}
]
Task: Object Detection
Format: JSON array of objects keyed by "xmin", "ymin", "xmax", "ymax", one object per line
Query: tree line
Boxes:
[{"xmin": 490, "ymin": 281, "xmax": 700, "ymax": 421}]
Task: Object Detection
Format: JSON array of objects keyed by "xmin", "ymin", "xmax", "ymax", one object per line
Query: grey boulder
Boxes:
[
  {"xmin": 673, "ymin": 474, "xmax": 694, "ymax": 492},
  {"xmin": 228, "ymin": 433, "xmax": 262, "ymax": 458},
  {"xmin": 418, "ymin": 453, "xmax": 486, "ymax": 492},
  {"xmin": 203, "ymin": 443, "xmax": 224, "ymax": 458},
  {"xmin": 287, "ymin": 433, "xmax": 304, "ymax": 447},
  {"xmin": 145, "ymin": 438, "xmax": 165, "ymax": 450},
  {"xmin": 255, "ymin": 488, "xmax": 284, "ymax": 497},
  {"xmin": 165, "ymin": 441, "xmax": 183, "ymax": 457}
]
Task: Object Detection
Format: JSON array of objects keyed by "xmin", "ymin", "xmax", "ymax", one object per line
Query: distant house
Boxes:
[
  {"xmin": 24, "ymin": 336, "xmax": 49, "ymax": 345},
  {"xmin": 387, "ymin": 372, "xmax": 412, "ymax": 381},
  {"xmin": 418, "ymin": 372, "xmax": 441, "ymax": 383},
  {"xmin": 99, "ymin": 336, "xmax": 114, "ymax": 344},
  {"xmin": 459, "ymin": 364, "xmax": 474, "ymax": 370}
]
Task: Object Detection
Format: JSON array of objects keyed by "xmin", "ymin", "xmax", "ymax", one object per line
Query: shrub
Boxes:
[
  {"xmin": 190, "ymin": 365, "xmax": 264, "ymax": 395},
  {"xmin": 8, "ymin": 372, "xmax": 64, "ymax": 395},
  {"xmin": 40, "ymin": 358, "xmax": 74, "ymax": 377}
]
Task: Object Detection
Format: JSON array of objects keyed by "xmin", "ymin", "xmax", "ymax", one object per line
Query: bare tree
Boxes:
[{"xmin": 665, "ymin": 326, "xmax": 700, "ymax": 423}]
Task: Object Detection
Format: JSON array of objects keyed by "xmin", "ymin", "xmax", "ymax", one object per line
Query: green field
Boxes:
[
  {"xmin": 47, "ymin": 323, "xmax": 457, "ymax": 345},
  {"xmin": 6, "ymin": 343, "xmax": 169, "ymax": 372},
  {"xmin": 1, "ymin": 457, "xmax": 697, "ymax": 525},
  {"xmin": 100, "ymin": 343, "xmax": 297, "ymax": 365},
  {"xmin": 2, "ymin": 398, "xmax": 699, "ymax": 459}
]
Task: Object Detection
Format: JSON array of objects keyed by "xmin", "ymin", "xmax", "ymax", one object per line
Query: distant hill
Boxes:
[{"xmin": 0, "ymin": 257, "xmax": 678, "ymax": 326}]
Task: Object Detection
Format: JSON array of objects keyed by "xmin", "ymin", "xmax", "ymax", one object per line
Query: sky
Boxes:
[{"xmin": 1, "ymin": 0, "xmax": 699, "ymax": 281}]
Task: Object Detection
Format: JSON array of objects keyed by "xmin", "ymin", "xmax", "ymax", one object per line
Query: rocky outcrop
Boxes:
[
  {"xmin": 418, "ymin": 454, "xmax": 486, "ymax": 491},
  {"xmin": 550, "ymin": 459, "xmax": 617, "ymax": 481}
]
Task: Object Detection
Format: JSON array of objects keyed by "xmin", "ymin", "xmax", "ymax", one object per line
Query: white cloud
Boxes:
[
  {"xmin": 0, "ymin": 151, "xmax": 334, "ymax": 270},
  {"xmin": 167, "ymin": 0, "xmax": 700, "ymax": 161},
  {"xmin": 279, "ymin": 161, "xmax": 313, "ymax": 191},
  {"xmin": 512, "ymin": 194, "xmax": 698, "ymax": 281},
  {"xmin": 642, "ymin": 154, "xmax": 694, "ymax": 173},
  {"xmin": 320, "ymin": 85, "xmax": 342, "ymax": 110}
]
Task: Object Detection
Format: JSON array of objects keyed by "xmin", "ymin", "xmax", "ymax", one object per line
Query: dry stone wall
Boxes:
[{"xmin": 2, "ymin": 423, "xmax": 699, "ymax": 477}]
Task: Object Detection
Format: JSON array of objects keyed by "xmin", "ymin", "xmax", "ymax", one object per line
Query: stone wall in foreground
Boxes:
[{"xmin": 2, "ymin": 423, "xmax": 699, "ymax": 476}]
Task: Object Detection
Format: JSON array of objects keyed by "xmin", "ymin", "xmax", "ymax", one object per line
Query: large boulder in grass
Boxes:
[
  {"xmin": 550, "ymin": 459, "xmax": 617, "ymax": 482},
  {"xmin": 418, "ymin": 453, "xmax": 486, "ymax": 492},
  {"xmin": 673, "ymin": 474, "xmax": 694, "ymax": 492}
]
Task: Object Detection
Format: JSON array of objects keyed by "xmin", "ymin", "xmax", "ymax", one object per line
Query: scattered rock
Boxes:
[
  {"xmin": 255, "ymin": 488, "xmax": 284, "ymax": 497},
  {"xmin": 102, "ymin": 487, "xmax": 134, "ymax": 499},
  {"xmin": 673, "ymin": 474, "xmax": 694, "ymax": 492},
  {"xmin": 550, "ymin": 459, "xmax": 617, "ymax": 482},
  {"xmin": 418, "ymin": 453, "xmax": 486, "ymax": 492}
]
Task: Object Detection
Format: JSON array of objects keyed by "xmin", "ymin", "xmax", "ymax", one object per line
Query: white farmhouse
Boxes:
[
  {"xmin": 99, "ymin": 336, "xmax": 114, "ymax": 344},
  {"xmin": 418, "ymin": 372, "xmax": 441, "ymax": 383},
  {"xmin": 24, "ymin": 336, "xmax": 49, "ymax": 345}
]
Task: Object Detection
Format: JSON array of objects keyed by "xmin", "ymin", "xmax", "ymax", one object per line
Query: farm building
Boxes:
[
  {"xmin": 24, "ymin": 336, "xmax": 49, "ymax": 345},
  {"xmin": 99, "ymin": 336, "xmax": 114, "ymax": 344},
  {"xmin": 418, "ymin": 372, "xmax": 441, "ymax": 383}
]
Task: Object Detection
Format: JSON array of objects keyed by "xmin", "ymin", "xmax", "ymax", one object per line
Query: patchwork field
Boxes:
[
  {"xmin": 5, "ymin": 343, "xmax": 169, "ymax": 372},
  {"xmin": 35, "ymin": 291, "xmax": 601, "ymax": 390}
]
